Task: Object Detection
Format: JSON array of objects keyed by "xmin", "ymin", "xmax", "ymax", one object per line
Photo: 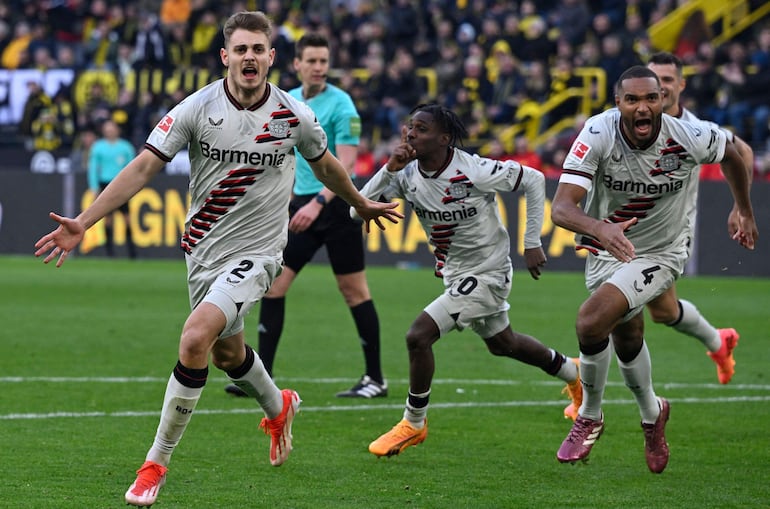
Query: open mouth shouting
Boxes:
[
  {"xmin": 634, "ymin": 117, "xmax": 653, "ymax": 138},
  {"xmin": 242, "ymin": 65, "xmax": 258, "ymax": 81}
]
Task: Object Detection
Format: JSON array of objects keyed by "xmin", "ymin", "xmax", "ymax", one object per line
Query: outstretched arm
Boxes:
[
  {"xmin": 310, "ymin": 150, "xmax": 403, "ymax": 232},
  {"xmin": 34, "ymin": 150, "xmax": 166, "ymax": 266},
  {"xmin": 289, "ymin": 143, "xmax": 358, "ymax": 233}
]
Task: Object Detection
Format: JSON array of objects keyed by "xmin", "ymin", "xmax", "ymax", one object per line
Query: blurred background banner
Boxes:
[{"xmin": 2, "ymin": 171, "xmax": 766, "ymax": 277}]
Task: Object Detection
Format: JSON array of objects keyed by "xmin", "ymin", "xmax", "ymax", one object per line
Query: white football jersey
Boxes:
[
  {"xmin": 145, "ymin": 80, "xmax": 327, "ymax": 267},
  {"xmin": 358, "ymin": 148, "xmax": 545, "ymax": 281},
  {"xmin": 560, "ymin": 108, "xmax": 726, "ymax": 260}
]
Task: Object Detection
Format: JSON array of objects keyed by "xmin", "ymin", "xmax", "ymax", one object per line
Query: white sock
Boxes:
[
  {"xmin": 671, "ymin": 299, "xmax": 721, "ymax": 352},
  {"xmin": 578, "ymin": 343, "xmax": 612, "ymax": 421},
  {"xmin": 146, "ymin": 374, "xmax": 202, "ymax": 467},
  {"xmin": 403, "ymin": 389, "xmax": 430, "ymax": 429},
  {"xmin": 227, "ymin": 349, "xmax": 283, "ymax": 418},
  {"xmin": 617, "ymin": 340, "xmax": 660, "ymax": 424},
  {"xmin": 554, "ymin": 352, "xmax": 579, "ymax": 382}
]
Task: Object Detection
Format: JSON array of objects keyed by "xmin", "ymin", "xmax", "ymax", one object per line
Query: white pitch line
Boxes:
[
  {"xmin": 2, "ymin": 376, "xmax": 768, "ymax": 421},
  {"xmin": 2, "ymin": 376, "xmax": 769, "ymax": 391},
  {"xmin": 2, "ymin": 396, "xmax": 770, "ymax": 421}
]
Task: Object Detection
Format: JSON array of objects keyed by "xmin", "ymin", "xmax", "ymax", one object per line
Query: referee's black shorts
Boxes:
[{"xmin": 282, "ymin": 194, "xmax": 366, "ymax": 275}]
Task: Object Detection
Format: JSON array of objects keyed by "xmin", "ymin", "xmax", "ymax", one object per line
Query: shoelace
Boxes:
[
  {"xmin": 390, "ymin": 422, "xmax": 419, "ymax": 439},
  {"xmin": 565, "ymin": 417, "xmax": 597, "ymax": 443},
  {"xmin": 259, "ymin": 416, "xmax": 281, "ymax": 436},
  {"xmin": 133, "ymin": 464, "xmax": 165, "ymax": 491},
  {"xmin": 643, "ymin": 422, "xmax": 663, "ymax": 448}
]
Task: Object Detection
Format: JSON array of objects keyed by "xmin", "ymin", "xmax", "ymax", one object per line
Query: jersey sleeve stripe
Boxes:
[
  {"xmin": 144, "ymin": 143, "xmax": 173, "ymax": 163},
  {"xmin": 559, "ymin": 171, "xmax": 592, "ymax": 189},
  {"xmin": 304, "ymin": 146, "xmax": 327, "ymax": 163}
]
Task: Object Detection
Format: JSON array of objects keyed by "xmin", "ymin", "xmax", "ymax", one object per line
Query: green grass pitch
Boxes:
[{"xmin": 1, "ymin": 255, "xmax": 768, "ymax": 508}]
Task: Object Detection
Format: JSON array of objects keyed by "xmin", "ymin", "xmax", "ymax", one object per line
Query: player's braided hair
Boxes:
[{"xmin": 410, "ymin": 103, "xmax": 469, "ymax": 147}]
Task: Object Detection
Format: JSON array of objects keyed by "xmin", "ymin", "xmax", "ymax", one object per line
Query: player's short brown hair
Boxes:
[{"xmin": 223, "ymin": 11, "xmax": 273, "ymax": 47}]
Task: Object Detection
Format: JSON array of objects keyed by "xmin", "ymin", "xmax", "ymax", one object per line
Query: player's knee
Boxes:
[
  {"xmin": 575, "ymin": 313, "xmax": 609, "ymax": 345},
  {"xmin": 404, "ymin": 328, "xmax": 423, "ymax": 350},
  {"xmin": 405, "ymin": 312, "xmax": 440, "ymax": 351},
  {"xmin": 405, "ymin": 327, "xmax": 434, "ymax": 352},
  {"xmin": 337, "ymin": 276, "xmax": 369, "ymax": 306},
  {"xmin": 179, "ymin": 327, "xmax": 215, "ymax": 363},
  {"xmin": 339, "ymin": 286, "xmax": 366, "ymax": 307}
]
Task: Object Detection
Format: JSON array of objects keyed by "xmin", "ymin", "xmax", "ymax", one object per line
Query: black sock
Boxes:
[
  {"xmin": 173, "ymin": 360, "xmax": 208, "ymax": 388},
  {"xmin": 226, "ymin": 344, "xmax": 255, "ymax": 379},
  {"xmin": 408, "ymin": 390, "xmax": 430, "ymax": 408},
  {"xmin": 580, "ymin": 338, "xmax": 610, "ymax": 356},
  {"xmin": 351, "ymin": 300, "xmax": 383, "ymax": 383},
  {"xmin": 257, "ymin": 297, "xmax": 285, "ymax": 377},
  {"xmin": 543, "ymin": 351, "xmax": 566, "ymax": 376}
]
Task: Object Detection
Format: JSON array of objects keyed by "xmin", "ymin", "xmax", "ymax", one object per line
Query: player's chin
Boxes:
[{"xmin": 238, "ymin": 72, "xmax": 261, "ymax": 86}]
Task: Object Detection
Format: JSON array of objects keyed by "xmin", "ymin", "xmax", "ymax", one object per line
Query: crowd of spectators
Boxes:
[{"xmin": 2, "ymin": 0, "xmax": 770, "ymax": 180}]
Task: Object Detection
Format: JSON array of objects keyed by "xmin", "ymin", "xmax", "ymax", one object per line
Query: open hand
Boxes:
[
  {"xmin": 597, "ymin": 217, "xmax": 637, "ymax": 263},
  {"xmin": 34, "ymin": 212, "xmax": 85, "ymax": 267},
  {"xmin": 355, "ymin": 200, "xmax": 403, "ymax": 232}
]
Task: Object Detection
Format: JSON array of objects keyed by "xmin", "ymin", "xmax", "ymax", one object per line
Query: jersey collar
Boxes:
[
  {"xmin": 418, "ymin": 147, "xmax": 454, "ymax": 178},
  {"xmin": 223, "ymin": 79, "xmax": 271, "ymax": 111}
]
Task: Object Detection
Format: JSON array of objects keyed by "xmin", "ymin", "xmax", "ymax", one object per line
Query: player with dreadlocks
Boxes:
[{"xmin": 355, "ymin": 103, "xmax": 582, "ymax": 457}]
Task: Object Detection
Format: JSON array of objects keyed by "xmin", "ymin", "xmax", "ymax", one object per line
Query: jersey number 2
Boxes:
[{"xmin": 230, "ymin": 260, "xmax": 255, "ymax": 280}]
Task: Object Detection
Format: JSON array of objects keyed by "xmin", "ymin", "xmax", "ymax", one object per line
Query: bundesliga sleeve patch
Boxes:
[
  {"xmin": 156, "ymin": 114, "xmax": 175, "ymax": 134},
  {"xmin": 571, "ymin": 140, "xmax": 591, "ymax": 161}
]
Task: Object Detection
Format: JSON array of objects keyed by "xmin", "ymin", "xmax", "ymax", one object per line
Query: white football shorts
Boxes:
[
  {"xmin": 424, "ymin": 268, "xmax": 512, "ymax": 338},
  {"xmin": 186, "ymin": 253, "xmax": 282, "ymax": 339},
  {"xmin": 585, "ymin": 254, "xmax": 679, "ymax": 321}
]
